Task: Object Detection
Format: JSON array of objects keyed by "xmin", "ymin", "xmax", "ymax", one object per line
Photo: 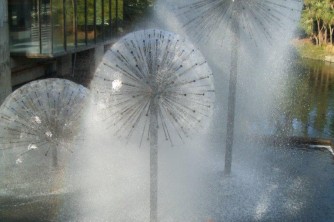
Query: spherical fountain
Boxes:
[
  {"xmin": 90, "ymin": 28, "xmax": 215, "ymax": 221},
  {"xmin": 0, "ymin": 79, "xmax": 89, "ymax": 221}
]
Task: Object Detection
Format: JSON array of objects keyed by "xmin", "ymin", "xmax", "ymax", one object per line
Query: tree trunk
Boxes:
[
  {"xmin": 324, "ymin": 27, "xmax": 328, "ymax": 44},
  {"xmin": 317, "ymin": 19, "xmax": 322, "ymax": 45},
  {"xmin": 314, "ymin": 35, "xmax": 319, "ymax": 46},
  {"xmin": 330, "ymin": 26, "xmax": 333, "ymax": 45}
]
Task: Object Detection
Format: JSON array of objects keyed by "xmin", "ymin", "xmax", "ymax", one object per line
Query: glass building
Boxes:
[{"xmin": 8, "ymin": 0, "xmax": 123, "ymax": 57}]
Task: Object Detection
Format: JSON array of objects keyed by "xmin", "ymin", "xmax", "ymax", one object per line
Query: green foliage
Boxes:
[
  {"xmin": 76, "ymin": 0, "xmax": 123, "ymax": 25},
  {"xmin": 300, "ymin": 0, "xmax": 334, "ymax": 45},
  {"xmin": 294, "ymin": 40, "xmax": 330, "ymax": 60},
  {"xmin": 123, "ymin": 0, "xmax": 154, "ymax": 22}
]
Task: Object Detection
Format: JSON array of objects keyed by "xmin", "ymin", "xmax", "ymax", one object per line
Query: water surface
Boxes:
[{"xmin": 277, "ymin": 58, "xmax": 334, "ymax": 139}]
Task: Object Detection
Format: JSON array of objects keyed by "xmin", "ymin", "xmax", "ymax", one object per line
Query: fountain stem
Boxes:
[
  {"xmin": 224, "ymin": 4, "xmax": 240, "ymax": 175},
  {"xmin": 150, "ymin": 96, "xmax": 159, "ymax": 222},
  {"xmin": 52, "ymin": 145, "xmax": 58, "ymax": 168}
]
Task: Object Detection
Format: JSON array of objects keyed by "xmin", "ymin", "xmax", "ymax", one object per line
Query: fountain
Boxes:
[
  {"xmin": 90, "ymin": 28, "xmax": 215, "ymax": 222},
  {"xmin": 0, "ymin": 78, "xmax": 89, "ymax": 201},
  {"xmin": 158, "ymin": 0, "xmax": 303, "ymax": 174},
  {"xmin": 1, "ymin": 1, "xmax": 334, "ymax": 221}
]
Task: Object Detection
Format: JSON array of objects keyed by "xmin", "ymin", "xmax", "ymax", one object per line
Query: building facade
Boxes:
[
  {"xmin": 1, "ymin": 0, "xmax": 125, "ymax": 104},
  {"xmin": 0, "ymin": 0, "xmax": 11, "ymax": 104}
]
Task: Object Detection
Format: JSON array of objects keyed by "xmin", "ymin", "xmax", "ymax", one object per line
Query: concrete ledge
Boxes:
[{"xmin": 255, "ymin": 135, "xmax": 334, "ymax": 157}]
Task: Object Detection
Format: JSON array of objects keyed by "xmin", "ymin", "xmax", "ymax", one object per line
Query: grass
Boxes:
[{"xmin": 293, "ymin": 39, "xmax": 334, "ymax": 61}]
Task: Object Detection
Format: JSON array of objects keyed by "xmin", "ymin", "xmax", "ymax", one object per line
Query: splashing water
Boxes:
[
  {"xmin": 91, "ymin": 29, "xmax": 215, "ymax": 146},
  {"xmin": 157, "ymin": 0, "xmax": 303, "ymax": 174},
  {"xmin": 0, "ymin": 78, "xmax": 89, "ymax": 166},
  {"xmin": 170, "ymin": 0, "xmax": 302, "ymax": 50},
  {"xmin": 89, "ymin": 29, "xmax": 215, "ymax": 222}
]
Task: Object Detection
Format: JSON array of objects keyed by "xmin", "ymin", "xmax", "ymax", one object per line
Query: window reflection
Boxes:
[
  {"xmin": 77, "ymin": 0, "xmax": 86, "ymax": 46},
  {"xmin": 112, "ymin": 0, "xmax": 117, "ymax": 30},
  {"xmin": 104, "ymin": 0, "xmax": 111, "ymax": 39},
  {"xmin": 96, "ymin": 0, "xmax": 103, "ymax": 42},
  {"xmin": 8, "ymin": 0, "xmax": 124, "ymax": 56},
  {"xmin": 8, "ymin": 0, "xmax": 39, "ymax": 53},
  {"xmin": 52, "ymin": 0, "xmax": 65, "ymax": 53},
  {"xmin": 41, "ymin": 0, "xmax": 51, "ymax": 54},
  {"xmin": 65, "ymin": 0, "xmax": 75, "ymax": 49},
  {"xmin": 87, "ymin": 0, "xmax": 95, "ymax": 45}
]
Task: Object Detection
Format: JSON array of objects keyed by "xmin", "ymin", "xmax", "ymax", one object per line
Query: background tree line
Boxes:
[
  {"xmin": 72, "ymin": 0, "xmax": 154, "ymax": 28},
  {"xmin": 301, "ymin": 0, "xmax": 334, "ymax": 46},
  {"xmin": 123, "ymin": 0, "xmax": 154, "ymax": 22}
]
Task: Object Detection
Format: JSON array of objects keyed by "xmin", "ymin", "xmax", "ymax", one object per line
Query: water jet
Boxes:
[{"xmin": 90, "ymin": 28, "xmax": 215, "ymax": 221}]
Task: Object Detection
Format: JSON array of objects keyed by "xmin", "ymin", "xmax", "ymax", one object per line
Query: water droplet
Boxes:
[
  {"xmin": 16, "ymin": 158, "xmax": 23, "ymax": 164},
  {"xmin": 28, "ymin": 144, "xmax": 38, "ymax": 150},
  {"xmin": 45, "ymin": 131, "xmax": 53, "ymax": 138},
  {"xmin": 112, "ymin": 79, "xmax": 122, "ymax": 91},
  {"xmin": 32, "ymin": 116, "xmax": 42, "ymax": 124}
]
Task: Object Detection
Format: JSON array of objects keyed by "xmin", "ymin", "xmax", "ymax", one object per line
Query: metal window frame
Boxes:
[
  {"xmin": 102, "ymin": 0, "xmax": 104, "ymax": 41},
  {"xmin": 74, "ymin": 0, "xmax": 78, "ymax": 48},
  {"xmin": 38, "ymin": 0, "xmax": 42, "ymax": 54},
  {"xmin": 109, "ymin": 0, "xmax": 111, "ymax": 36},
  {"xmin": 50, "ymin": 0, "xmax": 54, "ymax": 53},
  {"xmin": 115, "ymin": 0, "xmax": 118, "ymax": 29},
  {"xmin": 94, "ymin": 0, "xmax": 96, "ymax": 43},
  {"xmin": 63, "ymin": 0, "xmax": 66, "ymax": 51},
  {"xmin": 84, "ymin": 0, "xmax": 87, "ymax": 45}
]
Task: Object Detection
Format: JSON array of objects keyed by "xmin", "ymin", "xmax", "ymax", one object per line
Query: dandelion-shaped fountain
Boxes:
[
  {"xmin": 91, "ymin": 29, "xmax": 215, "ymax": 222},
  {"xmin": 0, "ymin": 78, "xmax": 89, "ymax": 168},
  {"xmin": 170, "ymin": 0, "xmax": 303, "ymax": 174}
]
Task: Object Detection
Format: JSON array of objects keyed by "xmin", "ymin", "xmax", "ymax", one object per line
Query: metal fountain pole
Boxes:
[
  {"xmin": 150, "ymin": 93, "xmax": 159, "ymax": 222},
  {"xmin": 52, "ymin": 145, "xmax": 58, "ymax": 168},
  {"xmin": 224, "ymin": 0, "xmax": 240, "ymax": 175},
  {"xmin": 51, "ymin": 122, "xmax": 58, "ymax": 168}
]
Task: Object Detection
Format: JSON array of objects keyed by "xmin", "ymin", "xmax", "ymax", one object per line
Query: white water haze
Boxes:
[
  {"xmin": 70, "ymin": 0, "xmax": 315, "ymax": 221},
  {"xmin": 2, "ymin": 0, "xmax": 334, "ymax": 221}
]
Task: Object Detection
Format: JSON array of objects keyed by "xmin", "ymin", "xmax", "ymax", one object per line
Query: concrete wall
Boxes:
[
  {"xmin": 10, "ymin": 57, "xmax": 54, "ymax": 87},
  {"xmin": 72, "ymin": 45, "xmax": 104, "ymax": 86},
  {"xmin": 0, "ymin": 0, "xmax": 11, "ymax": 104},
  {"xmin": 10, "ymin": 45, "xmax": 105, "ymax": 90},
  {"xmin": 1, "ymin": 0, "xmax": 113, "ymax": 99}
]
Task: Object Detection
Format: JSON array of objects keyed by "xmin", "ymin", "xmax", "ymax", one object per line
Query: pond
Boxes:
[{"xmin": 278, "ymin": 58, "xmax": 334, "ymax": 139}]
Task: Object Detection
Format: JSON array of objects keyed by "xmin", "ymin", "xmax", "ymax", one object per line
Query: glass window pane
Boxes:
[
  {"xmin": 41, "ymin": 0, "xmax": 51, "ymax": 54},
  {"xmin": 87, "ymin": 0, "xmax": 95, "ymax": 44},
  {"xmin": 104, "ymin": 0, "xmax": 111, "ymax": 39},
  {"xmin": 117, "ymin": 0, "xmax": 123, "ymax": 21},
  {"xmin": 111, "ymin": 0, "xmax": 117, "ymax": 33},
  {"xmin": 111, "ymin": 0, "xmax": 123, "ymax": 33},
  {"xmin": 65, "ymin": 0, "xmax": 75, "ymax": 49},
  {"xmin": 9, "ymin": 0, "xmax": 40, "ymax": 54},
  {"xmin": 52, "ymin": 0, "xmax": 65, "ymax": 53},
  {"xmin": 96, "ymin": 0, "xmax": 103, "ymax": 42},
  {"xmin": 77, "ymin": 0, "xmax": 86, "ymax": 47}
]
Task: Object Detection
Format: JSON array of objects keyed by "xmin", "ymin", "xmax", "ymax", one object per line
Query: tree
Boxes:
[
  {"xmin": 123, "ymin": 0, "xmax": 154, "ymax": 22},
  {"xmin": 300, "ymin": 0, "xmax": 334, "ymax": 46},
  {"xmin": 323, "ymin": 1, "xmax": 334, "ymax": 44},
  {"xmin": 301, "ymin": 2, "xmax": 319, "ymax": 44}
]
